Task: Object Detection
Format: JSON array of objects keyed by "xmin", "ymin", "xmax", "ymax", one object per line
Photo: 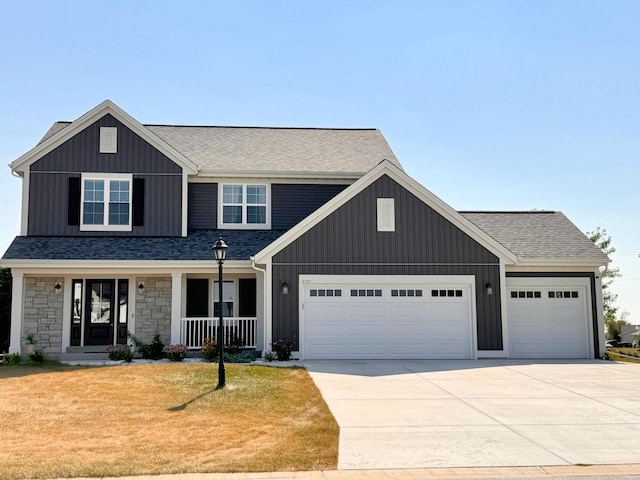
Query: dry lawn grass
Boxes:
[{"xmin": 0, "ymin": 362, "xmax": 338, "ymax": 479}]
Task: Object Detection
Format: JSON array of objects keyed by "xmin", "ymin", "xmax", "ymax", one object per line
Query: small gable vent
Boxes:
[
  {"xmin": 377, "ymin": 198, "xmax": 395, "ymax": 232},
  {"xmin": 100, "ymin": 127, "xmax": 117, "ymax": 153}
]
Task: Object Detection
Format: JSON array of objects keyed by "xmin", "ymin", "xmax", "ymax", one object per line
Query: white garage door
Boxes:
[
  {"xmin": 507, "ymin": 277, "xmax": 591, "ymax": 359},
  {"xmin": 300, "ymin": 275, "xmax": 475, "ymax": 360}
]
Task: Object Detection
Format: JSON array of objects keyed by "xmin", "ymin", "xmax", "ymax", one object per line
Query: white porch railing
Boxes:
[{"xmin": 180, "ymin": 317, "xmax": 257, "ymax": 350}]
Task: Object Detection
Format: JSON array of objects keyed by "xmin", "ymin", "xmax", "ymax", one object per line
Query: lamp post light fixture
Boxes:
[{"xmin": 212, "ymin": 237, "xmax": 228, "ymax": 388}]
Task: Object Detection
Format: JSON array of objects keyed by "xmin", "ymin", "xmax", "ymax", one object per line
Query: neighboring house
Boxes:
[
  {"xmin": 0, "ymin": 100, "xmax": 608, "ymax": 360},
  {"xmin": 620, "ymin": 324, "xmax": 640, "ymax": 346}
]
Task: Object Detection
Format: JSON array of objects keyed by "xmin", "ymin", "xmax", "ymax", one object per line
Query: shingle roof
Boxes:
[
  {"xmin": 39, "ymin": 122, "xmax": 401, "ymax": 175},
  {"xmin": 461, "ymin": 211, "xmax": 608, "ymax": 263},
  {"xmin": 1, "ymin": 230, "xmax": 286, "ymax": 262}
]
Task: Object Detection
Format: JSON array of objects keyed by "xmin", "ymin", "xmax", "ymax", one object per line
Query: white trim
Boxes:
[
  {"xmin": 194, "ymin": 170, "xmax": 366, "ymax": 180},
  {"xmin": 218, "ymin": 182, "xmax": 271, "ymax": 230},
  {"xmin": 99, "ymin": 127, "xmax": 118, "ymax": 153},
  {"xmin": 498, "ymin": 259, "xmax": 509, "ymax": 358},
  {"xmin": 181, "ymin": 173, "xmax": 188, "ymax": 237},
  {"xmin": 298, "ymin": 274, "xmax": 477, "ymax": 360},
  {"xmin": 594, "ymin": 271, "xmax": 605, "ymax": 355},
  {"xmin": 61, "ymin": 276, "xmax": 72, "ymax": 350},
  {"xmin": 189, "ymin": 176, "xmax": 354, "ymax": 185},
  {"xmin": 80, "ymin": 173, "xmax": 133, "ymax": 231},
  {"xmin": 376, "ymin": 198, "xmax": 395, "ymax": 232},
  {"xmin": 509, "ymin": 258, "xmax": 606, "ymax": 268},
  {"xmin": 10, "ymin": 100, "xmax": 199, "ymax": 175},
  {"xmin": 255, "ymin": 161, "xmax": 518, "ymax": 264},
  {"xmin": 20, "ymin": 170, "xmax": 29, "ymax": 235},
  {"xmin": 9, "ymin": 272, "xmax": 24, "ymax": 354}
]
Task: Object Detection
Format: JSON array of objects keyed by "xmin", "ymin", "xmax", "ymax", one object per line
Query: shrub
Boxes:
[
  {"xmin": 2, "ymin": 353, "xmax": 21, "ymax": 365},
  {"xmin": 29, "ymin": 350, "xmax": 44, "ymax": 362},
  {"xmin": 128, "ymin": 331, "xmax": 165, "ymax": 360},
  {"xmin": 264, "ymin": 351, "xmax": 276, "ymax": 362},
  {"xmin": 164, "ymin": 344, "xmax": 187, "ymax": 362},
  {"xmin": 226, "ymin": 334, "xmax": 245, "ymax": 355},
  {"xmin": 224, "ymin": 351, "xmax": 254, "ymax": 363},
  {"xmin": 106, "ymin": 344, "xmax": 133, "ymax": 362},
  {"xmin": 271, "ymin": 338, "xmax": 294, "ymax": 361},
  {"xmin": 201, "ymin": 336, "xmax": 217, "ymax": 362}
]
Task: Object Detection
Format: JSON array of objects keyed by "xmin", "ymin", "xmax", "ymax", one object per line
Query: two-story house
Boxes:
[{"xmin": 1, "ymin": 100, "xmax": 608, "ymax": 360}]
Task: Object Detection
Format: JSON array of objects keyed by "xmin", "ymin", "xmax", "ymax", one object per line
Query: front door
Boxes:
[{"xmin": 84, "ymin": 280, "xmax": 115, "ymax": 346}]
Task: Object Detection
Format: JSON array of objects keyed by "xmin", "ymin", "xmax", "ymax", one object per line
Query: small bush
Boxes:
[
  {"xmin": 264, "ymin": 351, "xmax": 276, "ymax": 362},
  {"xmin": 128, "ymin": 331, "xmax": 165, "ymax": 360},
  {"xmin": 106, "ymin": 344, "xmax": 133, "ymax": 362},
  {"xmin": 201, "ymin": 336, "xmax": 217, "ymax": 362},
  {"xmin": 225, "ymin": 351, "xmax": 254, "ymax": 363},
  {"xmin": 29, "ymin": 350, "xmax": 45, "ymax": 362},
  {"xmin": 2, "ymin": 353, "xmax": 21, "ymax": 365},
  {"xmin": 271, "ymin": 338, "xmax": 294, "ymax": 361},
  {"xmin": 226, "ymin": 334, "xmax": 245, "ymax": 355},
  {"xmin": 164, "ymin": 344, "xmax": 187, "ymax": 362}
]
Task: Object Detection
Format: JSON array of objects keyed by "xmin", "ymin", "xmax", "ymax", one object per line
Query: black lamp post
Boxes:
[{"xmin": 212, "ymin": 237, "xmax": 228, "ymax": 388}]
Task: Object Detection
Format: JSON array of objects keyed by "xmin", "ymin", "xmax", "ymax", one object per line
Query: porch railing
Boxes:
[{"xmin": 180, "ymin": 317, "xmax": 257, "ymax": 350}]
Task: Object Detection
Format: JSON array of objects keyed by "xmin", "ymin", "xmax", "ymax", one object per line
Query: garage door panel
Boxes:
[
  {"xmin": 302, "ymin": 277, "xmax": 474, "ymax": 360},
  {"xmin": 507, "ymin": 280, "xmax": 590, "ymax": 359}
]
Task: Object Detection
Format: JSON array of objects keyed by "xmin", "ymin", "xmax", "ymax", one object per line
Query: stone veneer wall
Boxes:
[
  {"xmin": 23, "ymin": 277, "xmax": 64, "ymax": 353},
  {"xmin": 134, "ymin": 276, "xmax": 172, "ymax": 344}
]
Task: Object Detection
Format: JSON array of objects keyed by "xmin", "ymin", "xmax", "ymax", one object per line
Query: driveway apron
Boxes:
[{"xmin": 303, "ymin": 359, "xmax": 640, "ymax": 470}]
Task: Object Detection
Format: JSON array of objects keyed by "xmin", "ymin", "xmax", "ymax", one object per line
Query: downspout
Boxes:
[{"xmin": 251, "ymin": 256, "xmax": 270, "ymax": 356}]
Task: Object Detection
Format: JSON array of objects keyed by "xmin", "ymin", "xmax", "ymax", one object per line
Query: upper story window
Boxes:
[
  {"xmin": 80, "ymin": 173, "xmax": 132, "ymax": 231},
  {"xmin": 219, "ymin": 183, "xmax": 270, "ymax": 229}
]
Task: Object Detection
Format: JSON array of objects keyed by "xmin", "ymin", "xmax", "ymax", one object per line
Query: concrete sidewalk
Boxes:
[
  {"xmin": 48, "ymin": 464, "xmax": 640, "ymax": 480},
  {"xmin": 304, "ymin": 360, "xmax": 640, "ymax": 470}
]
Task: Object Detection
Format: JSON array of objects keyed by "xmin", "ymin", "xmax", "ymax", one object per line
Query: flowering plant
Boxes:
[
  {"xmin": 201, "ymin": 336, "xmax": 217, "ymax": 362},
  {"xmin": 163, "ymin": 344, "xmax": 187, "ymax": 362}
]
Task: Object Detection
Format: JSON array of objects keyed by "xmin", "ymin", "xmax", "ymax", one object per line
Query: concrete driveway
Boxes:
[{"xmin": 304, "ymin": 359, "xmax": 640, "ymax": 470}]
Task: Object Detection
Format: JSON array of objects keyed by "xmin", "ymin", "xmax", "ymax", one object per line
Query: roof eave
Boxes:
[{"xmin": 511, "ymin": 257, "xmax": 608, "ymax": 268}]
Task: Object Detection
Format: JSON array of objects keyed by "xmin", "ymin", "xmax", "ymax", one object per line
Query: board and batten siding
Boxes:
[
  {"xmin": 271, "ymin": 184, "xmax": 348, "ymax": 230},
  {"xmin": 272, "ymin": 174, "xmax": 503, "ymax": 351},
  {"xmin": 28, "ymin": 114, "xmax": 183, "ymax": 236}
]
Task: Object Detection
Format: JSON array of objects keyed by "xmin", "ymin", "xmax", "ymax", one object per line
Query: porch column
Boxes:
[
  {"xmin": 9, "ymin": 271, "xmax": 24, "ymax": 354},
  {"xmin": 170, "ymin": 272, "xmax": 183, "ymax": 345}
]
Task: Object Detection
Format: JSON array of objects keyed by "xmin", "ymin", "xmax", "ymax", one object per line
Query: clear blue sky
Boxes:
[{"xmin": 1, "ymin": 1, "xmax": 638, "ymax": 323}]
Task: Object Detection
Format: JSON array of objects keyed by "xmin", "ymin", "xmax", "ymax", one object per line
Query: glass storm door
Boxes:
[{"xmin": 84, "ymin": 280, "xmax": 115, "ymax": 346}]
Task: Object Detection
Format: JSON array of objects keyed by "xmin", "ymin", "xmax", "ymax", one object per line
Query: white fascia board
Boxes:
[
  {"xmin": 254, "ymin": 160, "xmax": 518, "ymax": 264},
  {"xmin": 194, "ymin": 170, "xmax": 365, "ymax": 180},
  {"xmin": 0, "ymin": 259, "xmax": 253, "ymax": 273},
  {"xmin": 10, "ymin": 100, "xmax": 199, "ymax": 175},
  {"xmin": 508, "ymin": 258, "xmax": 607, "ymax": 268},
  {"xmin": 189, "ymin": 175, "xmax": 354, "ymax": 185}
]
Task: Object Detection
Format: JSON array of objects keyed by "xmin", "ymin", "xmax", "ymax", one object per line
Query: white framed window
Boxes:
[
  {"xmin": 219, "ymin": 183, "xmax": 270, "ymax": 229},
  {"xmin": 80, "ymin": 173, "xmax": 132, "ymax": 231},
  {"xmin": 377, "ymin": 198, "xmax": 395, "ymax": 232},
  {"xmin": 100, "ymin": 127, "xmax": 118, "ymax": 153}
]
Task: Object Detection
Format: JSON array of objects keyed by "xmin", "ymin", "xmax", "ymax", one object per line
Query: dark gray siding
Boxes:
[
  {"xmin": 272, "ymin": 184, "xmax": 348, "ymax": 230},
  {"xmin": 272, "ymin": 174, "xmax": 503, "ymax": 351},
  {"xmin": 28, "ymin": 114, "xmax": 183, "ymax": 236},
  {"xmin": 188, "ymin": 183, "xmax": 217, "ymax": 230},
  {"xmin": 506, "ymin": 272, "xmax": 600, "ymax": 357}
]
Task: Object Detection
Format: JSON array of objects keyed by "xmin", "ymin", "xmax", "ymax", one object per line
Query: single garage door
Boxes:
[
  {"xmin": 300, "ymin": 275, "xmax": 475, "ymax": 360},
  {"xmin": 507, "ymin": 277, "xmax": 592, "ymax": 359}
]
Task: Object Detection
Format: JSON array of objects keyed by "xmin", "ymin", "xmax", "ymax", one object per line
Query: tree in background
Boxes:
[
  {"xmin": 0, "ymin": 268, "xmax": 11, "ymax": 352},
  {"xmin": 587, "ymin": 228, "xmax": 627, "ymax": 341}
]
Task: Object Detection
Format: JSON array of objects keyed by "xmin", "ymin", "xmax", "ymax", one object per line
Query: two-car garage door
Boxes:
[{"xmin": 301, "ymin": 275, "xmax": 475, "ymax": 360}]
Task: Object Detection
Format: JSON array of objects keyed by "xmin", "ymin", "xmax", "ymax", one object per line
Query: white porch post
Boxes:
[
  {"xmin": 171, "ymin": 272, "xmax": 183, "ymax": 345},
  {"xmin": 9, "ymin": 271, "xmax": 24, "ymax": 354}
]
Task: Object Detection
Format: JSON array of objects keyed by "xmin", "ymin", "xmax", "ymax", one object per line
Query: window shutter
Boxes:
[
  {"xmin": 68, "ymin": 177, "xmax": 81, "ymax": 226},
  {"xmin": 132, "ymin": 178, "xmax": 145, "ymax": 226}
]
